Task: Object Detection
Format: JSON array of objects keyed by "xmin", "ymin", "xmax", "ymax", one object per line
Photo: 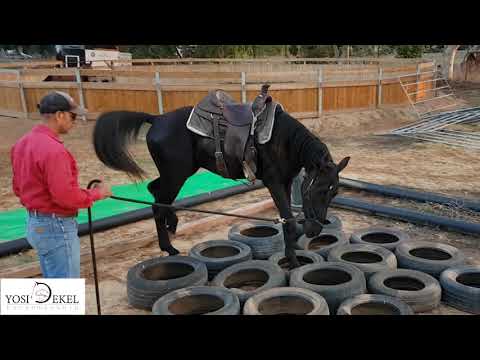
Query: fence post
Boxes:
[
  {"xmin": 317, "ymin": 66, "xmax": 323, "ymax": 117},
  {"xmin": 74, "ymin": 69, "xmax": 87, "ymax": 122},
  {"xmin": 377, "ymin": 65, "xmax": 383, "ymax": 108},
  {"xmin": 155, "ymin": 72, "xmax": 164, "ymax": 115},
  {"xmin": 416, "ymin": 63, "xmax": 421, "ymax": 103},
  {"xmin": 17, "ymin": 70, "xmax": 28, "ymax": 119},
  {"xmin": 241, "ymin": 72, "xmax": 247, "ymax": 104}
]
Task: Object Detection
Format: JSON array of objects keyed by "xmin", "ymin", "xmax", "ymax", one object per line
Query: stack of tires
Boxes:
[{"xmin": 126, "ymin": 213, "xmax": 479, "ymax": 315}]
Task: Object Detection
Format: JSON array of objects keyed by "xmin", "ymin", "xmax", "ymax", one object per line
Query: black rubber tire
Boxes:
[
  {"xmin": 152, "ymin": 286, "xmax": 241, "ymax": 315},
  {"xmin": 243, "ymin": 287, "xmax": 330, "ymax": 315},
  {"xmin": 337, "ymin": 294, "xmax": 414, "ymax": 315},
  {"xmin": 127, "ymin": 256, "xmax": 208, "ymax": 310},
  {"xmin": 368, "ymin": 269, "xmax": 441, "ymax": 313},
  {"xmin": 297, "ymin": 229, "xmax": 349, "ymax": 258},
  {"xmin": 289, "ymin": 262, "xmax": 367, "ymax": 313},
  {"xmin": 327, "ymin": 244, "xmax": 397, "ymax": 279},
  {"xmin": 228, "ymin": 220, "xmax": 284, "ymax": 259},
  {"xmin": 440, "ymin": 265, "xmax": 480, "ymax": 314},
  {"xmin": 211, "ymin": 260, "xmax": 287, "ymax": 304},
  {"xmin": 188, "ymin": 240, "xmax": 252, "ymax": 280},
  {"xmin": 395, "ymin": 241, "xmax": 466, "ymax": 278},
  {"xmin": 350, "ymin": 227, "xmax": 409, "ymax": 251},
  {"xmin": 268, "ymin": 250, "xmax": 324, "ymax": 281}
]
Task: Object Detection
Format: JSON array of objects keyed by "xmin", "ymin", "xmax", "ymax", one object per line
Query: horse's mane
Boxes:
[{"xmin": 277, "ymin": 109, "xmax": 333, "ymax": 169}]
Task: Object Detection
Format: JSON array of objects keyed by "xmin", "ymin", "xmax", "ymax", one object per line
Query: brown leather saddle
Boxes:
[{"xmin": 192, "ymin": 85, "xmax": 272, "ymax": 182}]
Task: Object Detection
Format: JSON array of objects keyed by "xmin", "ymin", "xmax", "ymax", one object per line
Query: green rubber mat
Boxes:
[{"xmin": 0, "ymin": 171, "xmax": 245, "ymax": 242}]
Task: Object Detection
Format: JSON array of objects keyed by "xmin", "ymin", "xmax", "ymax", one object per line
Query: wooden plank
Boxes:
[
  {"xmin": 0, "ymin": 85, "xmax": 23, "ymax": 112},
  {"xmin": 0, "ymin": 81, "xmax": 20, "ymax": 88},
  {"xmin": 0, "ymin": 199, "xmax": 275, "ymax": 279},
  {"xmin": 321, "ymin": 80, "xmax": 377, "ymax": 88},
  {"xmin": 82, "ymin": 82, "xmax": 156, "ymax": 91},
  {"xmin": 323, "ymin": 85, "xmax": 377, "ymax": 111},
  {"xmin": 246, "ymin": 83, "xmax": 318, "ymax": 91},
  {"xmin": 382, "ymin": 83, "xmax": 410, "ymax": 105},
  {"xmin": 20, "ymin": 68, "xmax": 77, "ymax": 77},
  {"xmin": 83, "ymin": 88, "xmax": 159, "ymax": 114},
  {"xmin": 0, "ymin": 60, "xmax": 62, "ymax": 69},
  {"xmin": 22, "ymin": 82, "xmax": 78, "ymax": 89},
  {"xmin": 0, "ymin": 109, "xmax": 24, "ymax": 118}
]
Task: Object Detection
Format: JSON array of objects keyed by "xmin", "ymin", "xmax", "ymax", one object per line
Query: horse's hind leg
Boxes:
[{"xmin": 147, "ymin": 176, "xmax": 187, "ymax": 256}]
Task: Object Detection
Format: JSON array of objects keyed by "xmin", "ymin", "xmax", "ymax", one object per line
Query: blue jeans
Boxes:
[{"xmin": 26, "ymin": 213, "xmax": 80, "ymax": 278}]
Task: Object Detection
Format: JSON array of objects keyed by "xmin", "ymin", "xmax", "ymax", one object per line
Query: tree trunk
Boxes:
[{"xmin": 444, "ymin": 45, "xmax": 460, "ymax": 80}]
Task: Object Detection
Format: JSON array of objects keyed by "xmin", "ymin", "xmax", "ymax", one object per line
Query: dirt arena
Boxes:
[{"xmin": 0, "ymin": 83, "xmax": 479, "ymax": 315}]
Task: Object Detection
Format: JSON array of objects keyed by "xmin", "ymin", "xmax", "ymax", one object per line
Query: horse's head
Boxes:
[{"xmin": 300, "ymin": 156, "xmax": 350, "ymax": 237}]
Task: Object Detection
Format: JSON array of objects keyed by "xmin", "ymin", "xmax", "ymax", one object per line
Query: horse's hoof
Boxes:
[{"xmin": 289, "ymin": 257, "xmax": 301, "ymax": 269}]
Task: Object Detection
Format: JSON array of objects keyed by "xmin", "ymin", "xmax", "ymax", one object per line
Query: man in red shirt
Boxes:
[{"xmin": 11, "ymin": 91, "xmax": 112, "ymax": 278}]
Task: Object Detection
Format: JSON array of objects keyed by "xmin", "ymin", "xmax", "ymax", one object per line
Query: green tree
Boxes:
[{"xmin": 395, "ymin": 45, "xmax": 424, "ymax": 58}]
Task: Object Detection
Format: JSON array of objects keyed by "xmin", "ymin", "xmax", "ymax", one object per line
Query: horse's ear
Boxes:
[{"xmin": 337, "ymin": 157, "xmax": 350, "ymax": 173}]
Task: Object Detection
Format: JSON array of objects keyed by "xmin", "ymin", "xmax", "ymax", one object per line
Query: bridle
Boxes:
[{"xmin": 298, "ymin": 172, "xmax": 325, "ymax": 227}]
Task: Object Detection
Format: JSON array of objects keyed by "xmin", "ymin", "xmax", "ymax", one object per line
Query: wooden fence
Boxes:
[{"xmin": 0, "ymin": 60, "xmax": 434, "ymax": 120}]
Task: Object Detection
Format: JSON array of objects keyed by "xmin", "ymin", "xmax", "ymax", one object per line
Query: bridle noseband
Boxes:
[{"xmin": 298, "ymin": 173, "xmax": 324, "ymax": 227}]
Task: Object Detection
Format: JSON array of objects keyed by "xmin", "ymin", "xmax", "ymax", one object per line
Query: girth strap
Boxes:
[{"xmin": 212, "ymin": 113, "xmax": 229, "ymax": 178}]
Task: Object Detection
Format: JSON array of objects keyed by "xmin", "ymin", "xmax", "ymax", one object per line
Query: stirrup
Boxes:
[{"xmin": 242, "ymin": 161, "xmax": 256, "ymax": 183}]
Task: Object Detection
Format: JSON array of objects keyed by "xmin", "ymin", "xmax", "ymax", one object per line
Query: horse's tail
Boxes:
[{"xmin": 93, "ymin": 111, "xmax": 155, "ymax": 179}]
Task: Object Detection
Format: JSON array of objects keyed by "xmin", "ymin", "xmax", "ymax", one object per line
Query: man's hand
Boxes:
[{"xmin": 95, "ymin": 182, "xmax": 112, "ymax": 199}]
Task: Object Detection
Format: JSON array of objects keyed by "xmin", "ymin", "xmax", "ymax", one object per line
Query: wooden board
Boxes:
[
  {"xmin": 0, "ymin": 86, "xmax": 22, "ymax": 112},
  {"xmin": 323, "ymin": 85, "xmax": 377, "ymax": 111},
  {"xmin": 83, "ymin": 89, "xmax": 159, "ymax": 114}
]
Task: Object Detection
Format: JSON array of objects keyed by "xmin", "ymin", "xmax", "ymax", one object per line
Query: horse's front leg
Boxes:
[{"xmin": 266, "ymin": 183, "xmax": 301, "ymax": 269}]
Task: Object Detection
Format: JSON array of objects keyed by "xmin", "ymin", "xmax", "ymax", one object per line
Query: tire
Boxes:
[
  {"xmin": 211, "ymin": 260, "xmax": 287, "ymax": 304},
  {"xmin": 152, "ymin": 286, "xmax": 240, "ymax": 315},
  {"xmin": 127, "ymin": 256, "xmax": 208, "ymax": 310},
  {"xmin": 350, "ymin": 227, "xmax": 409, "ymax": 251},
  {"xmin": 243, "ymin": 287, "xmax": 330, "ymax": 315},
  {"xmin": 297, "ymin": 229, "xmax": 349, "ymax": 258},
  {"xmin": 368, "ymin": 269, "xmax": 441, "ymax": 313},
  {"xmin": 268, "ymin": 250, "xmax": 324, "ymax": 281},
  {"xmin": 337, "ymin": 294, "xmax": 414, "ymax": 315},
  {"xmin": 327, "ymin": 244, "xmax": 397, "ymax": 279},
  {"xmin": 289, "ymin": 262, "xmax": 366, "ymax": 313},
  {"xmin": 322, "ymin": 213, "xmax": 343, "ymax": 231},
  {"xmin": 395, "ymin": 241, "xmax": 466, "ymax": 278},
  {"xmin": 440, "ymin": 265, "xmax": 480, "ymax": 314},
  {"xmin": 228, "ymin": 220, "xmax": 285, "ymax": 259},
  {"xmin": 188, "ymin": 240, "xmax": 252, "ymax": 280}
]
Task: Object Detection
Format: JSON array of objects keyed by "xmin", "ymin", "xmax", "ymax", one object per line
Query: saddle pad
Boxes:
[{"xmin": 186, "ymin": 101, "xmax": 283, "ymax": 145}]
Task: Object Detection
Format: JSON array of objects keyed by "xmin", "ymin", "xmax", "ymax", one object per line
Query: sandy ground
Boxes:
[{"xmin": 0, "ymin": 83, "xmax": 479, "ymax": 315}]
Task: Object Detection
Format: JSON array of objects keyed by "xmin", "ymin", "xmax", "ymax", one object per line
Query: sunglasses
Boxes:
[{"xmin": 64, "ymin": 111, "xmax": 77, "ymax": 121}]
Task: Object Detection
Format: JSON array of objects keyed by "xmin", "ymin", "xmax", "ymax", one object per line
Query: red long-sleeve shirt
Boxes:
[{"xmin": 11, "ymin": 124, "xmax": 102, "ymax": 216}]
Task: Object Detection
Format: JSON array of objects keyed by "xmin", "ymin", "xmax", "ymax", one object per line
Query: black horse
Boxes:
[{"xmin": 92, "ymin": 90, "xmax": 349, "ymax": 268}]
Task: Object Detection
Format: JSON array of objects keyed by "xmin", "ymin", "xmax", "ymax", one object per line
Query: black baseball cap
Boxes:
[{"xmin": 37, "ymin": 91, "xmax": 88, "ymax": 116}]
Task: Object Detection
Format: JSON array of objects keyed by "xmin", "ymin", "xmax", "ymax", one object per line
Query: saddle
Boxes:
[{"xmin": 188, "ymin": 85, "xmax": 274, "ymax": 182}]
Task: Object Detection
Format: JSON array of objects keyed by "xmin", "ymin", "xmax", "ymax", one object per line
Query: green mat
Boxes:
[{"xmin": 0, "ymin": 171, "xmax": 245, "ymax": 242}]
